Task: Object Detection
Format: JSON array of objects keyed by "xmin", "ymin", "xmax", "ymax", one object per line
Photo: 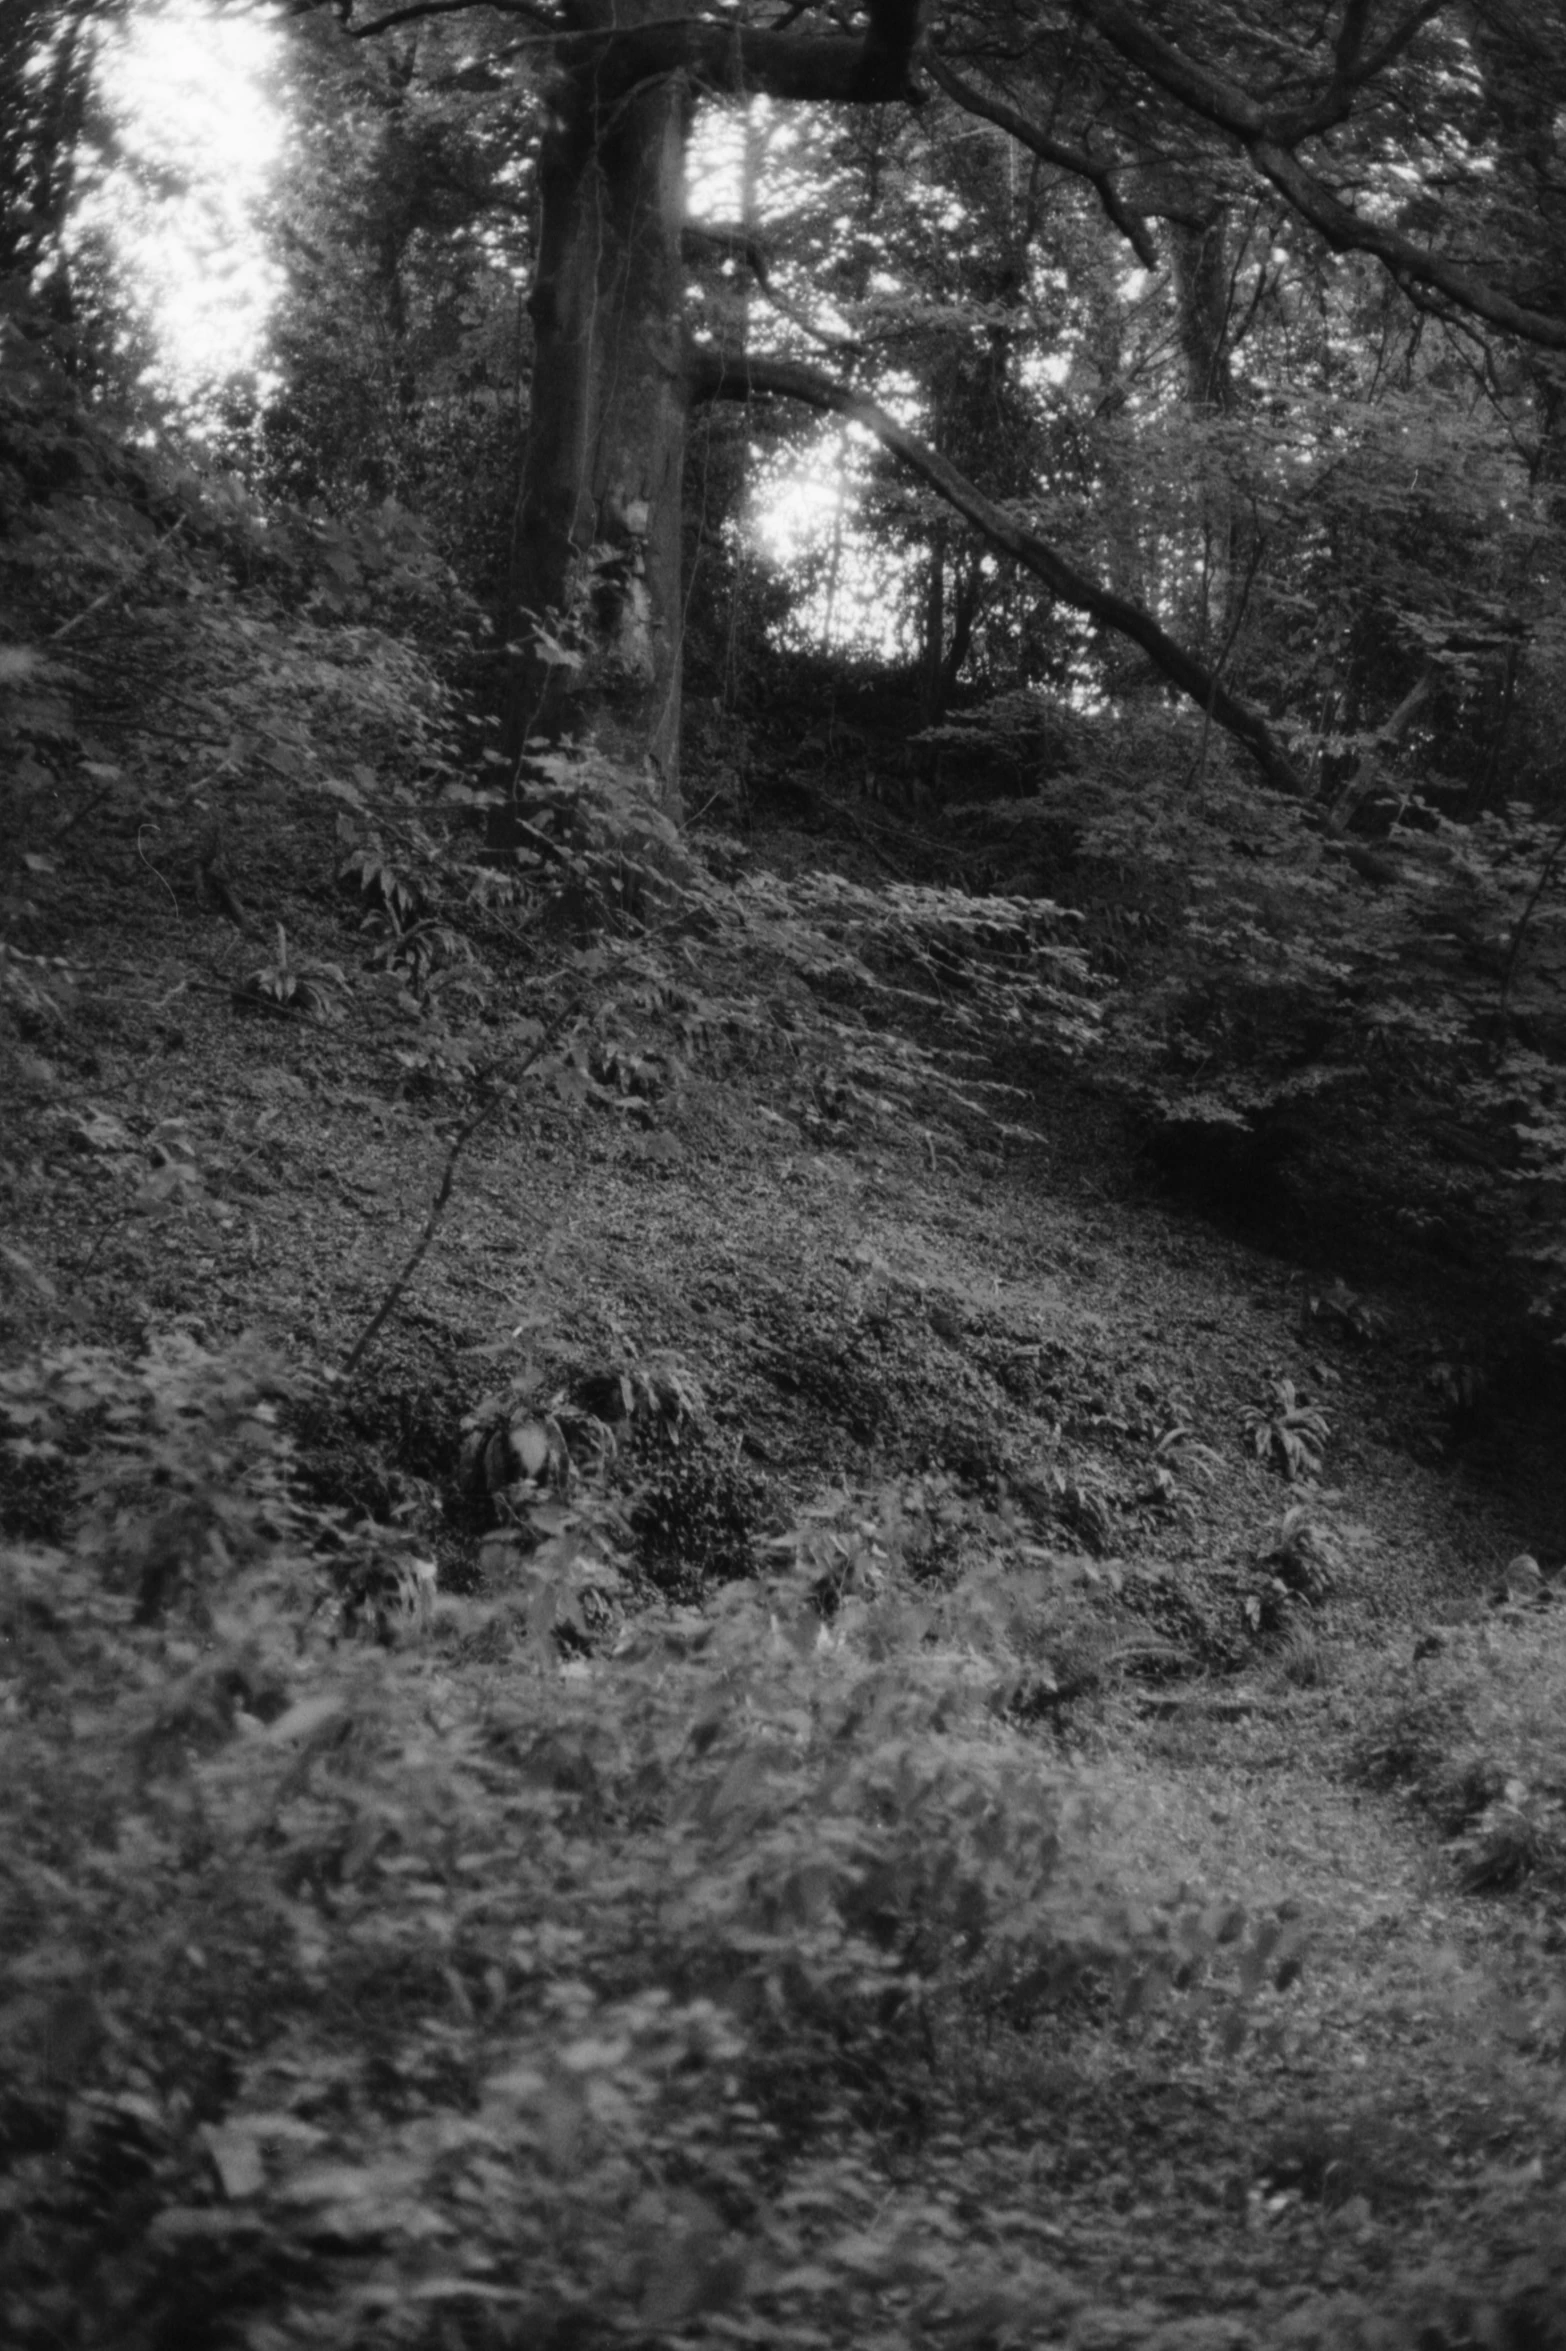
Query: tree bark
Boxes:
[
  {"xmin": 502, "ymin": 9, "xmax": 691, "ymax": 821},
  {"xmin": 497, "ymin": 0, "xmax": 924, "ymax": 823}
]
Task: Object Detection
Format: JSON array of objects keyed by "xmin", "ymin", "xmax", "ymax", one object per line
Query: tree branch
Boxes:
[
  {"xmin": 1303, "ymin": 0, "xmax": 1451, "ymax": 130},
  {"xmin": 328, "ymin": 2, "xmax": 914, "ymax": 104},
  {"xmin": 1498, "ymin": 816, "xmax": 1566, "ymax": 1041},
  {"xmin": 1332, "ymin": 0, "xmax": 1375, "ymax": 80},
  {"xmin": 683, "ymin": 222, "xmax": 864, "ymax": 351},
  {"xmin": 335, "ymin": 0, "xmax": 560, "ymax": 37},
  {"xmin": 926, "ymin": 54, "xmax": 1159, "ymax": 271},
  {"xmin": 1074, "ymin": 0, "xmax": 1270, "ymax": 138},
  {"xmin": 331, "ymin": 1, "xmax": 1560, "ymax": 354},
  {"xmin": 329, "ymin": 0, "xmax": 939, "ymax": 107},
  {"xmin": 1073, "ymin": 0, "xmax": 1566, "ymax": 349},
  {"xmin": 1323, "ymin": 662, "xmax": 1437, "ymax": 832},
  {"xmin": 581, "ymin": 25, "xmax": 894, "ymax": 104},
  {"xmin": 1244, "ymin": 133, "xmax": 1566, "ymax": 349},
  {"xmin": 690, "ymin": 346, "xmax": 1304, "ymax": 796}
]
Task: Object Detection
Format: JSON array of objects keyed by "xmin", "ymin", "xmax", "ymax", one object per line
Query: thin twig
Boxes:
[
  {"xmin": 136, "ymin": 826, "xmax": 181, "ymax": 920},
  {"xmin": 339, "ymin": 1082, "xmax": 514, "ymax": 1379},
  {"xmin": 47, "ymin": 783, "xmax": 121, "ymax": 845},
  {"xmin": 338, "ymin": 935, "xmax": 655, "ymax": 1378}
]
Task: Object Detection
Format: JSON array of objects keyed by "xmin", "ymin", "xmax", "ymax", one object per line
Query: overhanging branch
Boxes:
[
  {"xmin": 926, "ymin": 54, "xmax": 1159, "ymax": 271},
  {"xmin": 1245, "ymin": 134, "xmax": 1566, "ymax": 350},
  {"xmin": 320, "ymin": 0, "xmax": 1562, "ymax": 351},
  {"xmin": 327, "ymin": 2, "xmax": 915, "ymax": 104},
  {"xmin": 691, "ymin": 346, "xmax": 1305, "ymax": 796},
  {"xmin": 1075, "ymin": 0, "xmax": 1566, "ymax": 350}
]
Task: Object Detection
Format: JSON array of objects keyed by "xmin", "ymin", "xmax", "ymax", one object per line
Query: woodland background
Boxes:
[{"xmin": 4, "ymin": 4, "xmax": 1566, "ymax": 2348}]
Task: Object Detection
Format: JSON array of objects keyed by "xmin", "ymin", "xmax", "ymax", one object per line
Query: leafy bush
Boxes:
[
  {"xmin": 0, "ymin": 358, "xmax": 474, "ymax": 886},
  {"xmin": 935, "ymin": 701, "xmax": 1566, "ymax": 1332},
  {"xmin": 492, "ymin": 742, "xmax": 702, "ymax": 934},
  {"xmin": 345, "ymin": 734, "xmax": 1114, "ymax": 1170}
]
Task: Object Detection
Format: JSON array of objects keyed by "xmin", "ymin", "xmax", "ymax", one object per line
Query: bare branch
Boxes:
[
  {"xmin": 340, "ymin": 1082, "xmax": 510, "ymax": 1379},
  {"xmin": 1248, "ymin": 132, "xmax": 1566, "ymax": 348},
  {"xmin": 1331, "ymin": 1, "xmax": 1447, "ymax": 107},
  {"xmin": 1324, "ymin": 663, "xmax": 1437, "ymax": 832},
  {"xmin": 1074, "ymin": 0, "xmax": 1269, "ymax": 138}
]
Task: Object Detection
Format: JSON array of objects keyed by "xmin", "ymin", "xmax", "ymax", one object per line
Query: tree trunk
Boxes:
[
  {"xmin": 919, "ymin": 524, "xmax": 947, "ymax": 727},
  {"xmin": 940, "ymin": 555, "xmax": 983, "ymax": 708},
  {"xmin": 495, "ymin": 2, "xmax": 922, "ymax": 838},
  {"xmin": 502, "ymin": 15, "xmax": 690, "ymax": 821},
  {"xmin": 1169, "ymin": 210, "xmax": 1235, "ymax": 415}
]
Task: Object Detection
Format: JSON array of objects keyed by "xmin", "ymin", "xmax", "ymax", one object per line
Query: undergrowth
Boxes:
[
  {"xmin": 6, "ymin": 353, "xmax": 1566, "ymax": 2351},
  {"xmin": 942, "ymin": 707, "xmax": 1566, "ymax": 1330},
  {"xmin": 0, "ymin": 1335, "xmax": 1304, "ymax": 2351},
  {"xmin": 1352, "ymin": 1609, "xmax": 1566, "ymax": 1893}
]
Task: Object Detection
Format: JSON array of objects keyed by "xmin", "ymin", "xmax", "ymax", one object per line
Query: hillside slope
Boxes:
[{"xmin": 4, "ymin": 771, "xmax": 1566, "ymax": 2350}]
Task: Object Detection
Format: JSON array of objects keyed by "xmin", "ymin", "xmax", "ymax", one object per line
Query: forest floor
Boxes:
[{"xmin": 3, "ymin": 790, "xmax": 1566, "ymax": 2351}]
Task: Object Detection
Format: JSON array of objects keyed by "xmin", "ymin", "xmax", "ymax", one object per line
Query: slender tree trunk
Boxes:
[
  {"xmin": 1169, "ymin": 203, "xmax": 1238, "ymax": 651},
  {"xmin": 1169, "ymin": 211, "xmax": 1235, "ymax": 415},
  {"xmin": 502, "ymin": 14, "xmax": 689, "ymax": 820},
  {"xmin": 919, "ymin": 524, "xmax": 947, "ymax": 726},
  {"xmin": 940, "ymin": 555, "xmax": 983, "ymax": 706}
]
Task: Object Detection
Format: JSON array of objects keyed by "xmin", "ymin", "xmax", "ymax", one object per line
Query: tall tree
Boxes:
[{"xmin": 317, "ymin": 0, "xmax": 1566, "ymax": 816}]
